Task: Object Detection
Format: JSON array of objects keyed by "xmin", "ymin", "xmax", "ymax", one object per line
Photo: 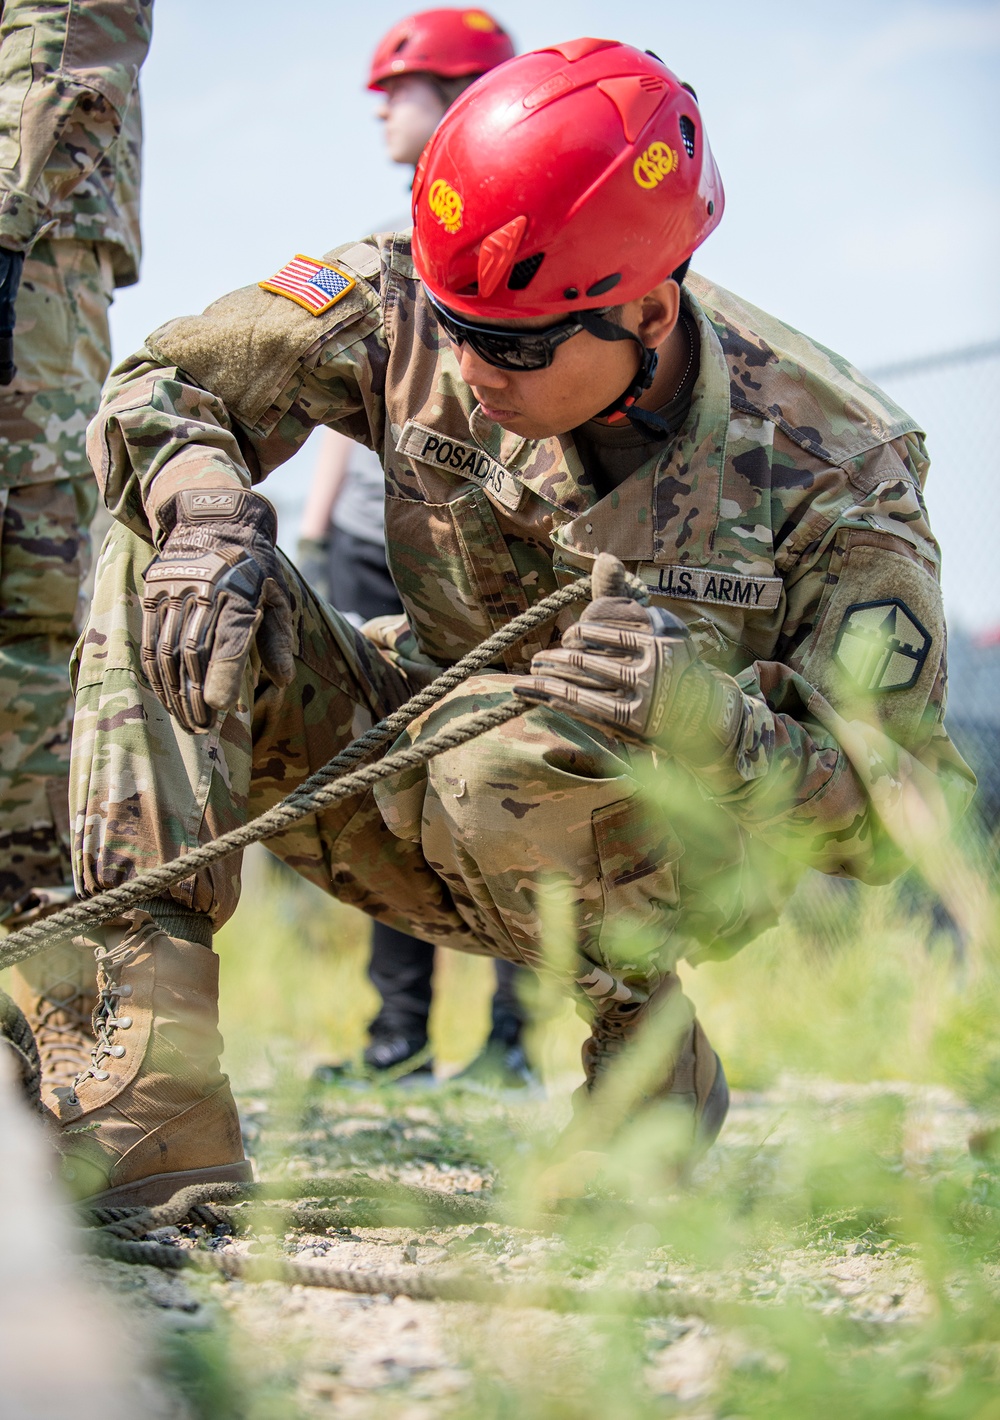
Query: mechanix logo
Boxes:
[
  {"xmin": 187, "ymin": 491, "xmax": 239, "ymax": 516},
  {"xmin": 396, "ymin": 420, "xmax": 522, "ymax": 511},
  {"xmin": 428, "ymin": 178, "xmax": 463, "ymax": 233},
  {"xmin": 145, "ymin": 563, "xmax": 212, "ymax": 580},
  {"xmin": 633, "ymin": 141, "xmax": 679, "ymax": 190},
  {"xmin": 833, "ymin": 599, "xmax": 931, "ymax": 694}
]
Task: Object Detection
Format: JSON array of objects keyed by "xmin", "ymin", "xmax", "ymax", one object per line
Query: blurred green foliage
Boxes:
[{"xmin": 186, "ymin": 838, "xmax": 1000, "ymax": 1418}]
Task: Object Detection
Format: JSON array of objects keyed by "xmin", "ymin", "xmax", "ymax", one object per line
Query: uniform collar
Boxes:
[
  {"xmin": 526, "ymin": 285, "xmax": 732, "ymax": 565},
  {"xmin": 468, "ymin": 405, "xmax": 599, "ymax": 518}
]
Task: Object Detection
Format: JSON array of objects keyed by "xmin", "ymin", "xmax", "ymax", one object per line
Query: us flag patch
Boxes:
[{"xmin": 259, "ymin": 255, "xmax": 356, "ymax": 315}]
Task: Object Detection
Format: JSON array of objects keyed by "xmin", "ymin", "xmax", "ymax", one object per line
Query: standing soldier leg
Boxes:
[
  {"xmin": 326, "ymin": 525, "xmax": 541, "ymax": 1087},
  {"xmin": 311, "ymin": 519, "xmax": 444, "ymax": 1082},
  {"xmin": 2, "ymin": 239, "xmax": 113, "ymax": 1093},
  {"xmin": 452, "ymin": 958, "xmax": 537, "ymax": 1088},
  {"xmin": 363, "ymin": 923, "xmax": 436, "ymax": 1076}
]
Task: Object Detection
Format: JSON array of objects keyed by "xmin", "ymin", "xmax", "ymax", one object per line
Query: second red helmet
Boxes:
[
  {"xmin": 412, "ymin": 39, "xmax": 724, "ymax": 319},
  {"xmin": 368, "ymin": 9, "xmax": 515, "ymax": 91}
]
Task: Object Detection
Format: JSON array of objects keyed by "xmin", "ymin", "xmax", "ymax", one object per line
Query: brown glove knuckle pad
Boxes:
[{"xmin": 141, "ymin": 485, "xmax": 284, "ymax": 731}]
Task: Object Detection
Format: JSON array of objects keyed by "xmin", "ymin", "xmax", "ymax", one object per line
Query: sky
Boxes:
[{"xmin": 110, "ymin": 0, "xmax": 1000, "ymax": 627}]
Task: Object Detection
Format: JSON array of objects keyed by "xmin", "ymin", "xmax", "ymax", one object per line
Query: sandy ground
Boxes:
[{"xmin": 78, "ymin": 1078, "xmax": 997, "ymax": 1418}]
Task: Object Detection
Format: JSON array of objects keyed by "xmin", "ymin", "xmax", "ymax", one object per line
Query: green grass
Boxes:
[
  {"xmin": 195, "ymin": 834, "xmax": 1000, "ymax": 1419},
  {"xmin": 216, "ymin": 846, "xmax": 1000, "ymax": 1108},
  {"xmin": 5, "ymin": 843, "xmax": 985, "ymax": 1418}
]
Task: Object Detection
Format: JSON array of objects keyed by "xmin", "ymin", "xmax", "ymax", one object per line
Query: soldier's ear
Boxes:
[{"xmin": 637, "ymin": 282, "xmax": 681, "ymax": 351}]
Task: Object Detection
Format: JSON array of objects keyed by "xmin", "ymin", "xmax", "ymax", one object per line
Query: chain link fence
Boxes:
[{"xmin": 870, "ymin": 340, "xmax": 1000, "ymax": 827}]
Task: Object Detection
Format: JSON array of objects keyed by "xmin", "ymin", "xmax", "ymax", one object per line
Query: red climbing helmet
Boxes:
[
  {"xmin": 411, "ymin": 39, "xmax": 724, "ymax": 318},
  {"xmin": 367, "ymin": 8, "xmax": 515, "ymax": 91}
]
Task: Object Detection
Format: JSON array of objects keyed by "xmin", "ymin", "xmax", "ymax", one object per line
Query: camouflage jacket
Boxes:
[
  {"xmin": 90, "ymin": 232, "xmax": 975, "ymax": 888},
  {"xmin": 0, "ymin": 0, "xmax": 151, "ymax": 286}
]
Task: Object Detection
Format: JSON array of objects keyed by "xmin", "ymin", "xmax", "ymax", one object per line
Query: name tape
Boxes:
[
  {"xmin": 396, "ymin": 421, "xmax": 522, "ymax": 512},
  {"xmin": 640, "ymin": 564, "xmax": 783, "ymax": 610}
]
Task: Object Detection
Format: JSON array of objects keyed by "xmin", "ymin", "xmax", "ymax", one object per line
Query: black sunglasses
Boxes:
[{"xmin": 425, "ymin": 288, "xmax": 592, "ymax": 371}]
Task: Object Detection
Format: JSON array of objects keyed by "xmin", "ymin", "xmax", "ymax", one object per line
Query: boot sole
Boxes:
[{"xmin": 86, "ymin": 1160, "xmax": 254, "ymax": 1209}]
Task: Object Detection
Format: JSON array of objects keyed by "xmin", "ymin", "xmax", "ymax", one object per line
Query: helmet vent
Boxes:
[
  {"xmin": 679, "ymin": 115, "xmax": 696, "ymax": 159},
  {"xmin": 586, "ymin": 272, "xmax": 621, "ymax": 298},
  {"xmin": 508, "ymin": 252, "xmax": 545, "ymax": 290}
]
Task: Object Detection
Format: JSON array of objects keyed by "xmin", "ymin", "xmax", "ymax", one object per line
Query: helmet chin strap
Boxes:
[{"xmin": 577, "ymin": 312, "xmax": 675, "ymax": 435}]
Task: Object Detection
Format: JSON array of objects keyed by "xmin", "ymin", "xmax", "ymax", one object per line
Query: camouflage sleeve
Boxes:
[
  {"xmin": 88, "ymin": 238, "xmax": 389, "ymax": 542},
  {"xmin": 691, "ymin": 433, "xmax": 975, "ymax": 882},
  {"xmin": 0, "ymin": 0, "xmax": 152, "ymax": 250}
]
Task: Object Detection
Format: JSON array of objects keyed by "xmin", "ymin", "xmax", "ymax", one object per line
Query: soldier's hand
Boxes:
[
  {"xmin": 0, "ymin": 247, "xmax": 25, "ymax": 386},
  {"xmin": 141, "ymin": 488, "xmax": 295, "ymax": 733},
  {"xmin": 515, "ymin": 553, "xmax": 745, "ymax": 763}
]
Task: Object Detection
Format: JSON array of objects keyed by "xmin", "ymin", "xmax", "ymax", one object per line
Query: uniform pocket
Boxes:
[
  {"xmin": 385, "ymin": 486, "xmax": 531, "ymax": 669},
  {"xmin": 0, "ymin": 27, "xmax": 33, "ymax": 170},
  {"xmin": 592, "ymin": 795, "xmax": 683, "ymax": 968}
]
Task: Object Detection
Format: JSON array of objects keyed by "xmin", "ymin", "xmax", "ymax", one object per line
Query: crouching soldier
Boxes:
[{"xmin": 56, "ymin": 39, "xmax": 972, "ymax": 1204}]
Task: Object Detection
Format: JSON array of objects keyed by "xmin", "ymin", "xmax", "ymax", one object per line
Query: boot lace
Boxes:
[
  {"xmin": 583, "ymin": 999, "xmax": 645, "ymax": 1082},
  {"xmin": 67, "ymin": 941, "xmax": 136, "ymax": 1105},
  {"xmin": 27, "ymin": 949, "xmax": 97, "ymax": 1087}
]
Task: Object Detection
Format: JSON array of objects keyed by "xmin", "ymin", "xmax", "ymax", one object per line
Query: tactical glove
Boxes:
[
  {"xmin": 0, "ymin": 247, "xmax": 24, "ymax": 386},
  {"xmin": 141, "ymin": 488, "xmax": 295, "ymax": 734},
  {"xmin": 515, "ymin": 553, "xmax": 745, "ymax": 766}
]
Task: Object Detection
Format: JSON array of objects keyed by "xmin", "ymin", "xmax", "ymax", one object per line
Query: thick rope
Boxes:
[
  {"xmin": 1, "ymin": 578, "xmax": 591, "ymax": 971},
  {"xmin": 84, "ymin": 1225, "xmax": 711, "ymax": 1319},
  {"xmin": 82, "ymin": 1178, "xmax": 502, "ymax": 1239},
  {"xmin": 77, "ymin": 1176, "xmax": 714, "ymax": 1316},
  {"xmin": 0, "ymin": 989, "xmax": 42, "ymax": 1110}
]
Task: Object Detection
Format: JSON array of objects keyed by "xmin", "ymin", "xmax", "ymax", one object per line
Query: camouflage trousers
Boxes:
[
  {"xmin": 71, "ymin": 523, "xmax": 710, "ymax": 1007},
  {"xmin": 0, "ymin": 240, "xmax": 112, "ymax": 917}
]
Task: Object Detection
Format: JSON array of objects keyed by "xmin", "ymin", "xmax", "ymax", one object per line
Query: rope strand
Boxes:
[
  {"xmin": 0, "ymin": 577, "xmax": 591, "ymax": 971},
  {"xmin": 85, "ymin": 1223, "xmax": 713, "ymax": 1318}
]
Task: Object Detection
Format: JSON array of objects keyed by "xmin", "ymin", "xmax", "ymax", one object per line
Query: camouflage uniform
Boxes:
[
  {"xmin": 0, "ymin": 0, "xmax": 150, "ymax": 922},
  {"xmin": 75, "ymin": 234, "xmax": 974, "ymax": 1016}
]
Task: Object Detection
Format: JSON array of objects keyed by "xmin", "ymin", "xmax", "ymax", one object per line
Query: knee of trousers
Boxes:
[
  {"xmin": 408, "ymin": 676, "xmax": 687, "ymax": 971},
  {"xmin": 416, "ymin": 675, "xmax": 634, "ymax": 856}
]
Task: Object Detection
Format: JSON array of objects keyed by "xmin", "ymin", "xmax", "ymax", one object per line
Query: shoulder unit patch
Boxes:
[
  {"xmin": 259, "ymin": 255, "xmax": 356, "ymax": 315},
  {"xmin": 833, "ymin": 599, "xmax": 931, "ymax": 693}
]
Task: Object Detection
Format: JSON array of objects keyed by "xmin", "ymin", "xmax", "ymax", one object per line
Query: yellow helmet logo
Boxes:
[
  {"xmin": 463, "ymin": 10, "xmax": 497, "ymax": 30},
  {"xmin": 428, "ymin": 178, "xmax": 464, "ymax": 234},
  {"xmin": 633, "ymin": 141, "xmax": 679, "ymax": 190}
]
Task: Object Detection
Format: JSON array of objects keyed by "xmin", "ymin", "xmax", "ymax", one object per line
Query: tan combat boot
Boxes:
[
  {"xmin": 579, "ymin": 971, "xmax": 729, "ymax": 1156},
  {"xmin": 48, "ymin": 908, "xmax": 252, "ymax": 1206},
  {"xmin": 579, "ymin": 988, "xmax": 727, "ymax": 1153},
  {"xmin": 540, "ymin": 969, "xmax": 729, "ymax": 1201},
  {"xmin": 8, "ymin": 940, "xmax": 97, "ymax": 1095}
]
